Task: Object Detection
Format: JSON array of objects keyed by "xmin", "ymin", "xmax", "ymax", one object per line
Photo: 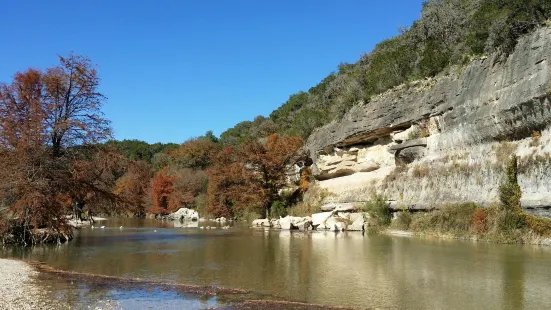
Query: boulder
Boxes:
[
  {"xmin": 295, "ymin": 221, "xmax": 311, "ymax": 231},
  {"xmin": 320, "ymin": 202, "xmax": 356, "ymax": 212},
  {"xmin": 165, "ymin": 208, "xmax": 199, "ymax": 221},
  {"xmin": 312, "ymin": 212, "xmax": 333, "ymax": 227},
  {"xmin": 279, "ymin": 216, "xmax": 292, "ymax": 229},
  {"xmin": 347, "ymin": 213, "xmax": 366, "ymax": 231}
]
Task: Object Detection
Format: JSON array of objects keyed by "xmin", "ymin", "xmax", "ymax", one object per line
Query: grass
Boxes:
[
  {"xmin": 529, "ymin": 130, "xmax": 541, "ymax": 147},
  {"xmin": 411, "ymin": 164, "xmax": 429, "ymax": 178},
  {"xmin": 364, "ymin": 194, "xmax": 391, "ymax": 227},
  {"xmin": 494, "ymin": 141, "xmax": 516, "ymax": 165}
]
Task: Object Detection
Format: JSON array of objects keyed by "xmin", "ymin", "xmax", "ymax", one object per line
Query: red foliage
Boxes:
[
  {"xmin": 206, "ymin": 134, "xmax": 304, "ymax": 218},
  {"xmin": 150, "ymin": 168, "xmax": 176, "ymax": 215},
  {"xmin": 471, "ymin": 208, "xmax": 487, "ymax": 234}
]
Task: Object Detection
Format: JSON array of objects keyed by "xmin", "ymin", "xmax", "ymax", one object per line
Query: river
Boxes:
[{"xmin": 2, "ymin": 218, "xmax": 551, "ymax": 309}]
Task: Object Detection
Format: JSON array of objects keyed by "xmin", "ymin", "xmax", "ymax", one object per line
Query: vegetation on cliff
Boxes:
[
  {"xmin": 378, "ymin": 156, "xmax": 551, "ymax": 243},
  {"xmin": 220, "ymin": 0, "xmax": 551, "ymax": 143}
]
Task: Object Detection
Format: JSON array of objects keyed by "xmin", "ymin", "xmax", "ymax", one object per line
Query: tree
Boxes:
[
  {"xmin": 206, "ymin": 147, "xmax": 260, "ymax": 218},
  {"xmin": 113, "ymin": 160, "xmax": 152, "ymax": 217},
  {"xmin": 150, "ymin": 167, "xmax": 176, "ymax": 215},
  {"xmin": 43, "ymin": 54, "xmax": 111, "ymax": 157},
  {"xmin": 239, "ymin": 134, "xmax": 304, "ymax": 218},
  {"xmin": 169, "ymin": 138, "xmax": 220, "ymax": 170},
  {"xmin": 0, "ymin": 55, "xmax": 115, "ymax": 244},
  {"xmin": 170, "ymin": 169, "xmax": 208, "ymax": 209}
]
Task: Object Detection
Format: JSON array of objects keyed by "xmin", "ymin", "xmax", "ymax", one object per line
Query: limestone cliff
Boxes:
[{"xmin": 304, "ymin": 26, "xmax": 551, "ymax": 216}]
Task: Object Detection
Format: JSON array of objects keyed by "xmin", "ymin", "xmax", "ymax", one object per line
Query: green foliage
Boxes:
[
  {"xmin": 364, "ymin": 194, "xmax": 391, "ymax": 226},
  {"xmin": 219, "ymin": 121, "xmax": 252, "ymax": 146},
  {"xmin": 270, "ymin": 200, "xmax": 288, "ymax": 219},
  {"xmin": 467, "ymin": 0, "xmax": 551, "ymax": 54},
  {"xmin": 499, "ymin": 156, "xmax": 522, "ymax": 213},
  {"xmin": 219, "ymin": 1, "xmax": 551, "ymax": 147},
  {"xmin": 105, "ymin": 139, "xmax": 178, "ymax": 163}
]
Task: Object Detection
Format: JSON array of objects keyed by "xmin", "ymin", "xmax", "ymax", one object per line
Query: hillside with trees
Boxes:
[{"xmin": 220, "ymin": 0, "xmax": 551, "ymax": 143}]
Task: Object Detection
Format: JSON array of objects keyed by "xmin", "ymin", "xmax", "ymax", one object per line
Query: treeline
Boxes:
[
  {"xmin": 107, "ymin": 132, "xmax": 307, "ymax": 219},
  {"xmin": 0, "ymin": 55, "xmax": 308, "ymax": 244},
  {"xmin": 220, "ymin": 0, "xmax": 551, "ymax": 144},
  {"xmin": 0, "ymin": 52, "xmax": 308, "ymax": 245}
]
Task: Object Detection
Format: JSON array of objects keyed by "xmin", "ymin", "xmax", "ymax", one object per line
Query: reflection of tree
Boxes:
[{"xmin": 502, "ymin": 255, "xmax": 524, "ymax": 310}]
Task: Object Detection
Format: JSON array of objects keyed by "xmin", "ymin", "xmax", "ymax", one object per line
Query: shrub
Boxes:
[
  {"xmin": 409, "ymin": 203, "xmax": 478, "ymax": 235},
  {"xmin": 412, "ymin": 165, "xmax": 429, "ymax": 178},
  {"xmin": 530, "ymin": 131, "xmax": 541, "ymax": 147},
  {"xmin": 471, "ymin": 208, "xmax": 487, "ymax": 234},
  {"xmin": 499, "ymin": 156, "xmax": 522, "ymax": 212},
  {"xmin": 523, "ymin": 213, "xmax": 551, "ymax": 237},
  {"xmin": 270, "ymin": 200, "xmax": 288, "ymax": 219},
  {"xmin": 288, "ymin": 202, "xmax": 317, "ymax": 217},
  {"xmin": 394, "ymin": 211, "xmax": 412, "ymax": 230},
  {"xmin": 364, "ymin": 194, "xmax": 391, "ymax": 226}
]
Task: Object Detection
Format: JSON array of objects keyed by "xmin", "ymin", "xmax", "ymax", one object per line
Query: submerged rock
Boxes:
[{"xmin": 252, "ymin": 219, "xmax": 271, "ymax": 227}]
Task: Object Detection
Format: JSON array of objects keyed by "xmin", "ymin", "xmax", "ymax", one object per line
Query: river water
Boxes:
[{"xmin": 2, "ymin": 218, "xmax": 551, "ymax": 309}]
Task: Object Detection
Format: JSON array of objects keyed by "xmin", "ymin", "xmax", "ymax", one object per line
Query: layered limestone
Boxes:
[{"xmin": 304, "ymin": 26, "xmax": 551, "ymax": 215}]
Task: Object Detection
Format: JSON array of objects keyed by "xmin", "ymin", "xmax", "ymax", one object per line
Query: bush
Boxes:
[
  {"xmin": 409, "ymin": 203, "xmax": 478, "ymax": 235},
  {"xmin": 288, "ymin": 202, "xmax": 317, "ymax": 217},
  {"xmin": 499, "ymin": 156, "xmax": 522, "ymax": 212},
  {"xmin": 471, "ymin": 208, "xmax": 487, "ymax": 234},
  {"xmin": 394, "ymin": 211, "xmax": 412, "ymax": 230},
  {"xmin": 412, "ymin": 165, "xmax": 429, "ymax": 178},
  {"xmin": 523, "ymin": 213, "xmax": 551, "ymax": 237},
  {"xmin": 530, "ymin": 131, "xmax": 541, "ymax": 147},
  {"xmin": 364, "ymin": 194, "xmax": 391, "ymax": 226},
  {"xmin": 270, "ymin": 200, "xmax": 288, "ymax": 219}
]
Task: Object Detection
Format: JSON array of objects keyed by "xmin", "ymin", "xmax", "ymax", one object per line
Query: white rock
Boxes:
[
  {"xmin": 166, "ymin": 208, "xmax": 199, "ymax": 221},
  {"xmin": 347, "ymin": 213, "xmax": 366, "ymax": 231},
  {"xmin": 311, "ymin": 212, "xmax": 333, "ymax": 227},
  {"xmin": 279, "ymin": 216, "xmax": 292, "ymax": 230}
]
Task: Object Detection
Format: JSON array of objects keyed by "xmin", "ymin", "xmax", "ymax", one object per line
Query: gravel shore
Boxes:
[{"xmin": 0, "ymin": 259, "xmax": 60, "ymax": 310}]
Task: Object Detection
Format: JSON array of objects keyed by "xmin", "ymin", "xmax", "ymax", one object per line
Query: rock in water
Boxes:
[
  {"xmin": 252, "ymin": 219, "xmax": 271, "ymax": 227},
  {"xmin": 165, "ymin": 208, "xmax": 199, "ymax": 221}
]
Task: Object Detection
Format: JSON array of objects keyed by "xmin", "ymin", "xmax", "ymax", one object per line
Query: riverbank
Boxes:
[{"xmin": 0, "ymin": 259, "xmax": 61, "ymax": 310}]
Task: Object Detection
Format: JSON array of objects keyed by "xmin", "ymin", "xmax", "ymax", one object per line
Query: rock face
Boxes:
[{"xmin": 304, "ymin": 26, "xmax": 551, "ymax": 214}]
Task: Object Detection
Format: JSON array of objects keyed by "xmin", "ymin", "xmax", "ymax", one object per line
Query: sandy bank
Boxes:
[{"xmin": 0, "ymin": 259, "xmax": 61, "ymax": 310}]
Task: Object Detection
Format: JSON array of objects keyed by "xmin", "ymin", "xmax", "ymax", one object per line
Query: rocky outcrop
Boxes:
[
  {"xmin": 252, "ymin": 209, "xmax": 367, "ymax": 232},
  {"xmin": 164, "ymin": 208, "xmax": 199, "ymax": 222},
  {"xmin": 304, "ymin": 26, "xmax": 551, "ymax": 214},
  {"xmin": 307, "ymin": 27, "xmax": 551, "ymax": 161}
]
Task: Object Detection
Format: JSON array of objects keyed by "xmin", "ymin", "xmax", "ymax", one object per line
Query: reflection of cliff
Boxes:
[{"xmin": 305, "ymin": 26, "xmax": 551, "ymax": 215}]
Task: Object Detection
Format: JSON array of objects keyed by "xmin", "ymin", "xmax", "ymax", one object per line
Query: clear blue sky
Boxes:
[{"xmin": 1, "ymin": 0, "xmax": 424, "ymax": 144}]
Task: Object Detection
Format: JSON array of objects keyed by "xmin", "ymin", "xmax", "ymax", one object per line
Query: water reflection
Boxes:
[{"xmin": 2, "ymin": 218, "xmax": 551, "ymax": 309}]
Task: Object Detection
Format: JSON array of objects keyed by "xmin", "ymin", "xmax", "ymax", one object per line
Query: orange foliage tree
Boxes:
[
  {"xmin": 239, "ymin": 134, "xmax": 304, "ymax": 218},
  {"xmin": 0, "ymin": 55, "xmax": 119, "ymax": 244},
  {"xmin": 150, "ymin": 167, "xmax": 176, "ymax": 215},
  {"xmin": 113, "ymin": 160, "xmax": 153, "ymax": 217},
  {"xmin": 206, "ymin": 147, "xmax": 260, "ymax": 218},
  {"xmin": 207, "ymin": 134, "xmax": 304, "ymax": 218}
]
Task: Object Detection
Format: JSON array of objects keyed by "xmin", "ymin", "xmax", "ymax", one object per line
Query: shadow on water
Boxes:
[{"xmin": 2, "ymin": 217, "xmax": 551, "ymax": 309}]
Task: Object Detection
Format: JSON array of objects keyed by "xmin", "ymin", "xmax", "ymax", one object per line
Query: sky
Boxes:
[{"xmin": 1, "ymin": 0, "xmax": 425, "ymax": 144}]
